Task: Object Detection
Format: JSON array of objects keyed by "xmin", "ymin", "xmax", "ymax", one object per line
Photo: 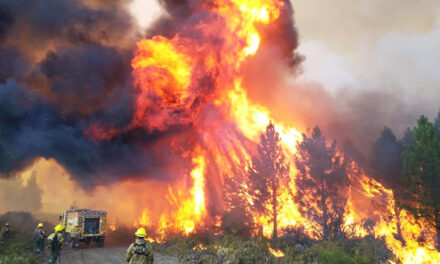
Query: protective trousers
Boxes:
[
  {"xmin": 48, "ymin": 248, "xmax": 60, "ymax": 264},
  {"xmin": 71, "ymin": 237, "xmax": 79, "ymax": 249},
  {"xmin": 36, "ymin": 239, "xmax": 44, "ymax": 253}
]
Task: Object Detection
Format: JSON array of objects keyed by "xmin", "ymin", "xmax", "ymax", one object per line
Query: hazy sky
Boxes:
[{"xmin": 129, "ymin": 0, "xmax": 440, "ymax": 120}]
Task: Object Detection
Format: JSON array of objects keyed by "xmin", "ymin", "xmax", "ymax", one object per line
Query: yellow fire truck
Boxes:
[{"xmin": 61, "ymin": 209, "xmax": 107, "ymax": 247}]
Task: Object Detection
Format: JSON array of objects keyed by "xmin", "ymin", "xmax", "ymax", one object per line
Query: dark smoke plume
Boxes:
[
  {"xmin": 0, "ymin": 0, "xmax": 303, "ymax": 188},
  {"xmin": 0, "ymin": 0, "xmax": 194, "ymax": 187}
]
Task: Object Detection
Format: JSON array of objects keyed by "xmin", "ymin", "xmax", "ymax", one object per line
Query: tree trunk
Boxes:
[
  {"xmin": 272, "ymin": 182, "xmax": 278, "ymax": 241},
  {"xmin": 322, "ymin": 200, "xmax": 328, "ymax": 240},
  {"xmin": 321, "ymin": 179, "xmax": 328, "ymax": 240}
]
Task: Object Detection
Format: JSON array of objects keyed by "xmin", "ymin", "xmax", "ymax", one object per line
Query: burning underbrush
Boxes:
[{"xmin": 105, "ymin": 226, "xmax": 393, "ymax": 264}]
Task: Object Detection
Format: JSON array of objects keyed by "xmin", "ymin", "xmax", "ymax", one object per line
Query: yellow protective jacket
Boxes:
[
  {"xmin": 47, "ymin": 232, "xmax": 64, "ymax": 250},
  {"xmin": 126, "ymin": 238, "xmax": 154, "ymax": 264},
  {"xmin": 70, "ymin": 227, "xmax": 81, "ymax": 238},
  {"xmin": 0, "ymin": 226, "xmax": 9, "ymax": 235}
]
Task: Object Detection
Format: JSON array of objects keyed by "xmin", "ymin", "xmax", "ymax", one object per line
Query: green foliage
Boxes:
[
  {"xmin": 216, "ymin": 235, "xmax": 273, "ymax": 264},
  {"xmin": 0, "ymin": 229, "xmax": 39, "ymax": 264},
  {"xmin": 156, "ymin": 232, "xmax": 391, "ymax": 264},
  {"xmin": 401, "ymin": 116, "xmax": 440, "ymax": 246},
  {"xmin": 434, "ymin": 109, "xmax": 440, "ymax": 138},
  {"xmin": 0, "ymin": 212, "xmax": 48, "ymax": 264},
  {"xmin": 282, "ymin": 237, "xmax": 390, "ymax": 264},
  {"xmin": 319, "ymin": 247, "xmax": 352, "ymax": 264}
]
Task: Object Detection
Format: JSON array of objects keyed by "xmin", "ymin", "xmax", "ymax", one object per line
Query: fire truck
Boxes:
[{"xmin": 60, "ymin": 209, "xmax": 107, "ymax": 247}]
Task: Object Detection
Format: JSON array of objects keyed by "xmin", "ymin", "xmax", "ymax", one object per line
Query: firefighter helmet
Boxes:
[{"xmin": 135, "ymin": 227, "xmax": 147, "ymax": 238}]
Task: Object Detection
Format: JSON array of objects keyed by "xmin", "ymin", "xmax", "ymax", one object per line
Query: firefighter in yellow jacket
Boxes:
[
  {"xmin": 47, "ymin": 224, "xmax": 65, "ymax": 264},
  {"xmin": 69, "ymin": 224, "xmax": 81, "ymax": 249},
  {"xmin": 126, "ymin": 227, "xmax": 154, "ymax": 264}
]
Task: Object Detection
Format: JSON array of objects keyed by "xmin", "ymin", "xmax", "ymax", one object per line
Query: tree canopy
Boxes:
[
  {"xmin": 248, "ymin": 122, "xmax": 290, "ymax": 240},
  {"xmin": 295, "ymin": 126, "xmax": 349, "ymax": 240},
  {"xmin": 401, "ymin": 116, "xmax": 440, "ymax": 248}
]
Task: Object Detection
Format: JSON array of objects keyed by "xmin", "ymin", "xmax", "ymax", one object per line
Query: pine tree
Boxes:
[
  {"xmin": 370, "ymin": 127, "xmax": 405, "ymax": 244},
  {"xmin": 295, "ymin": 126, "xmax": 348, "ymax": 240},
  {"xmin": 434, "ymin": 109, "xmax": 440, "ymax": 138},
  {"xmin": 400, "ymin": 127, "xmax": 414, "ymax": 149},
  {"xmin": 224, "ymin": 162, "xmax": 249, "ymax": 210},
  {"xmin": 401, "ymin": 116, "xmax": 440, "ymax": 249},
  {"xmin": 248, "ymin": 122, "xmax": 289, "ymax": 240}
]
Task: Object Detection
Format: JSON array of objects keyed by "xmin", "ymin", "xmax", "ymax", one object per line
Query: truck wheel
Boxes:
[{"xmin": 96, "ymin": 237, "xmax": 105, "ymax": 248}]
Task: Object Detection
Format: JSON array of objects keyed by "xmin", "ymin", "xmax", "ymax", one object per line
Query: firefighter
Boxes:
[
  {"xmin": 33, "ymin": 223, "xmax": 46, "ymax": 254},
  {"xmin": 126, "ymin": 227, "xmax": 154, "ymax": 264},
  {"xmin": 47, "ymin": 224, "xmax": 65, "ymax": 264},
  {"xmin": 0, "ymin": 222, "xmax": 10, "ymax": 244},
  {"xmin": 70, "ymin": 224, "xmax": 81, "ymax": 249}
]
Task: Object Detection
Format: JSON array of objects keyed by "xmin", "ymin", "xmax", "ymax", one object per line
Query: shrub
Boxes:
[
  {"xmin": 221, "ymin": 207, "xmax": 254, "ymax": 239},
  {"xmin": 319, "ymin": 247, "xmax": 353, "ymax": 264}
]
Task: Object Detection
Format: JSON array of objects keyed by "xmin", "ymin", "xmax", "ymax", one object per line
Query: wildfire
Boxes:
[
  {"xmin": 85, "ymin": 0, "xmax": 440, "ymax": 263},
  {"xmin": 127, "ymin": 0, "xmax": 305, "ymax": 239},
  {"xmin": 145, "ymin": 237, "xmax": 156, "ymax": 243},
  {"xmin": 268, "ymin": 247, "xmax": 285, "ymax": 258},
  {"xmin": 193, "ymin": 243, "xmax": 208, "ymax": 250},
  {"xmin": 347, "ymin": 175, "xmax": 440, "ymax": 264}
]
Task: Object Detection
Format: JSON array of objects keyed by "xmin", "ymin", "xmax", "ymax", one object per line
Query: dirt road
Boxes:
[{"xmin": 39, "ymin": 247, "xmax": 181, "ymax": 264}]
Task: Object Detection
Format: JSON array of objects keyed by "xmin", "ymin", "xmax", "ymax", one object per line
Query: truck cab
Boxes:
[{"xmin": 61, "ymin": 209, "xmax": 107, "ymax": 247}]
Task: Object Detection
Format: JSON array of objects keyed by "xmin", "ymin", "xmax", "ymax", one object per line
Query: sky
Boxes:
[{"xmin": 129, "ymin": 0, "xmax": 440, "ymax": 124}]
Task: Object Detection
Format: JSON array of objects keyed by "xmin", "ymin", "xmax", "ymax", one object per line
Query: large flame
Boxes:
[
  {"xmin": 87, "ymin": 0, "xmax": 440, "ymax": 262},
  {"xmin": 347, "ymin": 175, "xmax": 440, "ymax": 263}
]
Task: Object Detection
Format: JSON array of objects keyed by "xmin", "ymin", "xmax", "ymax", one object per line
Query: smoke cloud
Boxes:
[
  {"xmin": 0, "ymin": 0, "xmax": 301, "ymax": 188},
  {"xmin": 285, "ymin": 1, "xmax": 440, "ymax": 152},
  {"xmin": 0, "ymin": 0, "xmax": 195, "ymax": 187},
  {"xmin": 0, "ymin": 171, "xmax": 42, "ymax": 213},
  {"xmin": 2, "ymin": 0, "xmax": 437, "ymax": 192}
]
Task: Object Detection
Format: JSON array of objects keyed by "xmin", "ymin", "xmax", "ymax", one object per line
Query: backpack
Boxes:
[
  {"xmin": 47, "ymin": 233, "xmax": 58, "ymax": 250},
  {"xmin": 133, "ymin": 242, "xmax": 147, "ymax": 255}
]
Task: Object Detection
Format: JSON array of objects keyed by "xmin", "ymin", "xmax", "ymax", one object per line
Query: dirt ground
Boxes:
[{"xmin": 37, "ymin": 247, "xmax": 181, "ymax": 264}]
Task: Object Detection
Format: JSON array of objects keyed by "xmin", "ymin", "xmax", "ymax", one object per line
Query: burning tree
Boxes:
[
  {"xmin": 401, "ymin": 116, "xmax": 440, "ymax": 249},
  {"xmin": 294, "ymin": 126, "xmax": 349, "ymax": 240},
  {"xmin": 248, "ymin": 122, "xmax": 290, "ymax": 240},
  {"xmin": 370, "ymin": 127, "xmax": 405, "ymax": 244},
  {"xmin": 222, "ymin": 162, "xmax": 254, "ymax": 238}
]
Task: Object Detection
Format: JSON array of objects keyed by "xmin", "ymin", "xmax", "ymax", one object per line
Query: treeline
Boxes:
[
  {"xmin": 371, "ymin": 114, "xmax": 440, "ymax": 248},
  {"xmin": 222, "ymin": 112, "xmax": 440, "ymax": 249}
]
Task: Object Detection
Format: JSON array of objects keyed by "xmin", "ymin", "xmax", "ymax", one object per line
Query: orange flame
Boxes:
[
  {"xmin": 134, "ymin": 153, "xmax": 206, "ymax": 239},
  {"xmin": 83, "ymin": 0, "xmax": 440, "ymax": 262},
  {"xmin": 269, "ymin": 247, "xmax": 285, "ymax": 258}
]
